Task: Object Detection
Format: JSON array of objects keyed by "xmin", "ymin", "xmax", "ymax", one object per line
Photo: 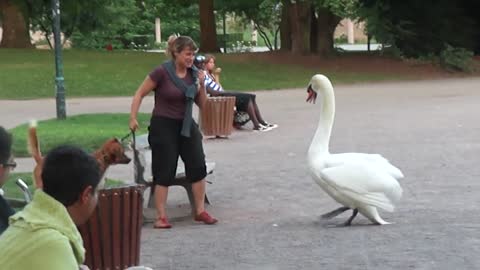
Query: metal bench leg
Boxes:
[{"xmin": 147, "ymin": 184, "xmax": 155, "ymax": 209}]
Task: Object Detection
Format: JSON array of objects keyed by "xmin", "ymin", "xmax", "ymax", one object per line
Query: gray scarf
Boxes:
[{"xmin": 162, "ymin": 60, "xmax": 199, "ymax": 137}]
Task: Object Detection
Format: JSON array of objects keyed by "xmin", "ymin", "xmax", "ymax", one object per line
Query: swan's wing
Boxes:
[
  {"xmin": 320, "ymin": 162, "xmax": 403, "ymax": 212},
  {"xmin": 326, "ymin": 153, "xmax": 404, "ymax": 179}
]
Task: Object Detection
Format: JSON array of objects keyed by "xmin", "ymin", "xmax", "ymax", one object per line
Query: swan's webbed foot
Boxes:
[
  {"xmin": 321, "ymin": 206, "xmax": 350, "ymax": 219},
  {"xmin": 343, "ymin": 209, "xmax": 358, "ymax": 226}
]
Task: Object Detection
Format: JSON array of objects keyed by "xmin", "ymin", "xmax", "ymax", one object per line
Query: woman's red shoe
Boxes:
[
  {"xmin": 153, "ymin": 217, "xmax": 172, "ymax": 229},
  {"xmin": 194, "ymin": 211, "xmax": 218, "ymax": 225}
]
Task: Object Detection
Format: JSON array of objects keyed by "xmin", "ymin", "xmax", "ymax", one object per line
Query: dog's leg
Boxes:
[{"xmin": 28, "ymin": 120, "xmax": 43, "ymax": 189}]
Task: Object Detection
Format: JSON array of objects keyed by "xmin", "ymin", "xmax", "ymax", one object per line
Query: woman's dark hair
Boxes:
[
  {"xmin": 42, "ymin": 145, "xmax": 101, "ymax": 206},
  {"xmin": 204, "ymin": 54, "xmax": 215, "ymax": 64},
  {"xmin": 0, "ymin": 126, "xmax": 12, "ymax": 165},
  {"xmin": 166, "ymin": 35, "xmax": 198, "ymax": 59}
]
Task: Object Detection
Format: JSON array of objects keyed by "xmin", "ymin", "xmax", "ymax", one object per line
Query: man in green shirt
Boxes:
[
  {"xmin": 0, "ymin": 126, "xmax": 15, "ymax": 235},
  {"xmin": 0, "ymin": 145, "xmax": 101, "ymax": 270}
]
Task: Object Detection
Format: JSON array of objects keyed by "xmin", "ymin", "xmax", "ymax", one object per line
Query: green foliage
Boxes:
[
  {"xmin": 314, "ymin": 0, "xmax": 359, "ymax": 18},
  {"xmin": 9, "ymin": 113, "xmax": 150, "ymax": 157},
  {"xmin": 0, "ymin": 49, "xmax": 165, "ymax": 99},
  {"xmin": 439, "ymin": 45, "xmax": 474, "ymax": 72},
  {"xmin": 23, "ymin": 0, "xmax": 118, "ymax": 47},
  {"xmin": 0, "ymin": 49, "xmax": 424, "ymax": 100},
  {"xmin": 229, "ymin": 41, "xmax": 254, "ymax": 53},
  {"xmin": 70, "ymin": 0, "xmax": 149, "ymax": 49},
  {"xmin": 357, "ymin": 0, "xmax": 478, "ymax": 58},
  {"xmin": 217, "ymin": 0, "xmax": 282, "ymax": 50},
  {"xmin": 217, "ymin": 33, "xmax": 244, "ymax": 45},
  {"xmin": 334, "ymin": 34, "xmax": 348, "ymax": 44},
  {"xmin": 19, "ymin": 0, "xmax": 201, "ymax": 49}
]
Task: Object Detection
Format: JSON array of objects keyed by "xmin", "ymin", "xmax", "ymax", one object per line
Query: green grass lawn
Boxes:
[
  {"xmin": 0, "ymin": 49, "xmax": 412, "ymax": 99},
  {"xmin": 9, "ymin": 113, "xmax": 150, "ymax": 157},
  {"xmin": 2, "ymin": 172, "xmax": 126, "ymax": 203}
]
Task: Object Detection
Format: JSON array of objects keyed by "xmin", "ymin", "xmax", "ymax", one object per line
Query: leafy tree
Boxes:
[
  {"xmin": 1, "ymin": 0, "xmax": 201, "ymax": 50},
  {"xmin": 0, "ymin": 0, "xmax": 33, "ymax": 48},
  {"xmin": 217, "ymin": 0, "xmax": 282, "ymax": 51},
  {"xmin": 357, "ymin": 0, "xmax": 479, "ymax": 57},
  {"xmin": 139, "ymin": 0, "xmax": 201, "ymax": 43},
  {"xmin": 70, "ymin": 0, "xmax": 201, "ymax": 49},
  {"xmin": 199, "ymin": 0, "xmax": 219, "ymax": 52},
  {"xmin": 289, "ymin": 0, "xmax": 312, "ymax": 54},
  {"xmin": 310, "ymin": 0, "xmax": 358, "ymax": 55}
]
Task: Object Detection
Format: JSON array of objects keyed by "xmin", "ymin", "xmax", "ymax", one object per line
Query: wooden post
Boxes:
[
  {"xmin": 155, "ymin": 18, "xmax": 161, "ymax": 43},
  {"xmin": 347, "ymin": 19, "xmax": 354, "ymax": 44}
]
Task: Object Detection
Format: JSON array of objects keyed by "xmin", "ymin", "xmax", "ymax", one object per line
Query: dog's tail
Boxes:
[{"xmin": 28, "ymin": 120, "xmax": 42, "ymax": 164}]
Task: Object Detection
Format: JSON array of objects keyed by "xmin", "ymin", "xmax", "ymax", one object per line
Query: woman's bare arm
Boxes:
[
  {"xmin": 196, "ymin": 71, "xmax": 207, "ymax": 109},
  {"xmin": 129, "ymin": 76, "xmax": 156, "ymax": 131}
]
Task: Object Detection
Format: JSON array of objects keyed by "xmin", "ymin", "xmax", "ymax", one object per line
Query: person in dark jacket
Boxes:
[{"xmin": 0, "ymin": 126, "xmax": 15, "ymax": 234}]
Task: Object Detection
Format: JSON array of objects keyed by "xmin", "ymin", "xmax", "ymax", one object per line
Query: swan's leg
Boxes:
[
  {"xmin": 321, "ymin": 206, "xmax": 350, "ymax": 219},
  {"xmin": 343, "ymin": 209, "xmax": 358, "ymax": 226}
]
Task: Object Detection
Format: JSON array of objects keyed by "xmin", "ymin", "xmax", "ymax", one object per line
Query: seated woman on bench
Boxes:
[{"xmin": 195, "ymin": 54, "xmax": 277, "ymax": 132}]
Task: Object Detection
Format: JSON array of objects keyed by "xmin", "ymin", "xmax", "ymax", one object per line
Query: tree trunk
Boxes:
[
  {"xmin": 279, "ymin": 0, "xmax": 291, "ymax": 51},
  {"xmin": 289, "ymin": 0, "xmax": 311, "ymax": 55},
  {"xmin": 314, "ymin": 6, "xmax": 341, "ymax": 56},
  {"xmin": 0, "ymin": 0, "xmax": 33, "ymax": 48},
  {"xmin": 310, "ymin": 6, "xmax": 318, "ymax": 53},
  {"xmin": 199, "ymin": 0, "xmax": 220, "ymax": 52}
]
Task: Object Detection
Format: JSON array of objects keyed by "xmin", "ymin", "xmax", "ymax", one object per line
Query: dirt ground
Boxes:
[{"xmin": 228, "ymin": 50, "xmax": 480, "ymax": 79}]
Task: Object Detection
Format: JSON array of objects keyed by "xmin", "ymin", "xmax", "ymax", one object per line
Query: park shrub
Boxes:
[{"xmin": 439, "ymin": 44, "xmax": 474, "ymax": 72}]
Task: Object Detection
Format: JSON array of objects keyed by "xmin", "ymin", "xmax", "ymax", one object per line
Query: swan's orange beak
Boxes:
[{"xmin": 306, "ymin": 85, "xmax": 317, "ymax": 104}]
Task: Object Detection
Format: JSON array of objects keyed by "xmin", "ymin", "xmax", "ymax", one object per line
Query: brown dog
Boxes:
[{"xmin": 28, "ymin": 120, "xmax": 131, "ymax": 189}]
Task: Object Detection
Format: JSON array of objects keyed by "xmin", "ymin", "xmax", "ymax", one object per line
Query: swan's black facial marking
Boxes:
[{"xmin": 306, "ymin": 85, "xmax": 318, "ymax": 103}]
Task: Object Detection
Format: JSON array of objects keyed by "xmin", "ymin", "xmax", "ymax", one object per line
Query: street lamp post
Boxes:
[
  {"xmin": 222, "ymin": 11, "xmax": 227, "ymax": 53},
  {"xmin": 52, "ymin": 0, "xmax": 66, "ymax": 119}
]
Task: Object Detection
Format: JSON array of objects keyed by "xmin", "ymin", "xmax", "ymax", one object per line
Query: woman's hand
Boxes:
[
  {"xmin": 198, "ymin": 71, "xmax": 205, "ymax": 88},
  {"xmin": 129, "ymin": 117, "xmax": 139, "ymax": 132}
]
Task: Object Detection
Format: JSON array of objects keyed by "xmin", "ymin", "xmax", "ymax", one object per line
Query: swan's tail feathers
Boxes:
[
  {"xmin": 352, "ymin": 182, "xmax": 402, "ymax": 212},
  {"xmin": 360, "ymin": 205, "xmax": 391, "ymax": 225},
  {"xmin": 343, "ymin": 189, "xmax": 396, "ymax": 212},
  {"xmin": 362, "ymin": 193, "xmax": 396, "ymax": 212},
  {"xmin": 376, "ymin": 219, "xmax": 391, "ymax": 225},
  {"xmin": 387, "ymin": 164, "xmax": 404, "ymax": 179},
  {"xmin": 367, "ymin": 154, "xmax": 404, "ymax": 179},
  {"xmin": 28, "ymin": 120, "xmax": 42, "ymax": 164},
  {"xmin": 387, "ymin": 181, "xmax": 403, "ymax": 203}
]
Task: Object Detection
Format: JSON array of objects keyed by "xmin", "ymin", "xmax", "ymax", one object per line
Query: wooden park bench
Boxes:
[{"xmin": 132, "ymin": 133, "xmax": 215, "ymax": 215}]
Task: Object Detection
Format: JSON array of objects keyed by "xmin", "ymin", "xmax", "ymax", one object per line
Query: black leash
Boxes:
[
  {"xmin": 120, "ymin": 131, "xmax": 132, "ymax": 142},
  {"xmin": 131, "ymin": 129, "xmax": 136, "ymax": 151}
]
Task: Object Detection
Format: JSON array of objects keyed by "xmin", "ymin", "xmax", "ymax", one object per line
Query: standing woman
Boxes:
[{"xmin": 129, "ymin": 35, "xmax": 217, "ymax": 228}]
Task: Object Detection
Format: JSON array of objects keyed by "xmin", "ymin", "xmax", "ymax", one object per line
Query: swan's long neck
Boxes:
[{"xmin": 308, "ymin": 83, "xmax": 335, "ymax": 159}]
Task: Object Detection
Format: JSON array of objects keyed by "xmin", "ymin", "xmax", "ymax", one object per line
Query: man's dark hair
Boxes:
[
  {"xmin": 0, "ymin": 126, "xmax": 13, "ymax": 165},
  {"xmin": 42, "ymin": 145, "xmax": 101, "ymax": 206}
]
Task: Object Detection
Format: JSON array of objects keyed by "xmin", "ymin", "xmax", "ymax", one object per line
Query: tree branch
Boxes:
[{"xmin": 254, "ymin": 22, "xmax": 273, "ymax": 51}]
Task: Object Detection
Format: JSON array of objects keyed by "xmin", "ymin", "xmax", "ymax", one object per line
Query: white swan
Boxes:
[{"xmin": 306, "ymin": 74, "xmax": 404, "ymax": 226}]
